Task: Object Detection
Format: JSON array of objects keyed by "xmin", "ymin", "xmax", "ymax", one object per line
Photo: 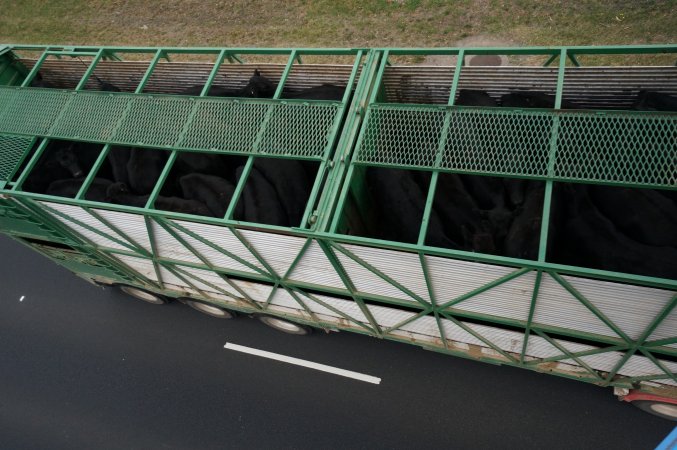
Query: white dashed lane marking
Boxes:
[{"xmin": 224, "ymin": 342, "xmax": 381, "ymax": 385}]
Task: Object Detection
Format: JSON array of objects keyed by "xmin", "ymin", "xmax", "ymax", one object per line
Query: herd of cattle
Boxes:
[
  {"xmin": 361, "ymin": 87, "xmax": 676, "ymax": 278},
  {"xmin": 21, "ymin": 69, "xmax": 677, "ymax": 279}
]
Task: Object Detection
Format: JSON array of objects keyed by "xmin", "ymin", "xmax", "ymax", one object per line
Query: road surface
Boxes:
[{"xmin": 0, "ymin": 235, "xmax": 673, "ymax": 449}]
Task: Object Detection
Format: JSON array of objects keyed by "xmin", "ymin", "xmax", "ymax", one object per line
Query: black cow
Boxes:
[
  {"xmin": 284, "ymin": 84, "xmax": 346, "ymax": 101},
  {"xmin": 29, "ymin": 73, "xmax": 55, "ymax": 88},
  {"xmin": 179, "ymin": 173, "xmax": 236, "ymax": 218},
  {"xmin": 588, "ymin": 185, "xmax": 677, "ymax": 248},
  {"xmin": 126, "ymin": 148, "xmax": 167, "ymax": 195},
  {"xmin": 503, "ymin": 178, "xmax": 528, "ymax": 208},
  {"xmin": 107, "ymin": 146, "xmax": 132, "ymax": 186},
  {"xmin": 89, "ymin": 76, "xmax": 121, "ymax": 93},
  {"xmin": 253, "ymin": 158, "xmax": 311, "ymax": 226},
  {"xmin": 46, "ymin": 177, "xmax": 112, "ymax": 202},
  {"xmin": 182, "ymin": 69, "xmax": 276, "ymax": 98},
  {"xmin": 504, "ymin": 185, "xmax": 544, "ymax": 260},
  {"xmin": 431, "ymin": 173, "xmax": 492, "ymax": 252},
  {"xmin": 234, "ymin": 166, "xmax": 287, "ymax": 226},
  {"xmin": 632, "ymin": 90, "xmax": 677, "ymax": 111},
  {"xmin": 175, "ymin": 153, "xmax": 231, "ymax": 178},
  {"xmin": 501, "ymin": 91, "xmax": 575, "ymax": 109},
  {"xmin": 23, "ymin": 141, "xmax": 92, "ymax": 193},
  {"xmin": 455, "ymin": 89, "xmax": 498, "ymax": 107},
  {"xmin": 550, "ymin": 185, "xmax": 677, "ymax": 279},
  {"xmin": 107, "ymin": 182, "xmax": 211, "ymax": 216},
  {"xmin": 366, "ymin": 168, "xmax": 455, "ymax": 247}
]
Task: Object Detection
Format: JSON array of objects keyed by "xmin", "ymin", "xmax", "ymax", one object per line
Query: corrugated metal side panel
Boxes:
[
  {"xmin": 525, "ymin": 335, "xmax": 564, "ymax": 359},
  {"xmin": 336, "ymin": 244, "xmax": 430, "ymax": 303},
  {"xmin": 438, "ymin": 318, "xmax": 486, "ymax": 347},
  {"xmin": 313, "ymin": 294, "xmax": 369, "ymax": 324},
  {"xmin": 150, "ymin": 221, "xmax": 203, "ymax": 265},
  {"xmin": 649, "ymin": 308, "xmax": 677, "ymax": 348},
  {"xmin": 22, "ymin": 60, "xmax": 357, "ymax": 94},
  {"xmin": 618, "ymin": 355, "xmax": 677, "ymax": 384},
  {"xmin": 383, "ymin": 66, "xmax": 677, "ymax": 107},
  {"xmin": 425, "ymin": 255, "xmax": 518, "ymax": 303},
  {"xmin": 157, "ymin": 266, "xmax": 201, "ymax": 295},
  {"xmin": 268, "ymin": 288, "xmax": 306, "ymax": 310},
  {"xmin": 449, "ymin": 270, "xmax": 537, "ymax": 322},
  {"xmin": 554, "ymin": 339, "xmax": 600, "ymax": 355},
  {"xmin": 172, "ymin": 221, "xmax": 263, "ymax": 274},
  {"xmin": 238, "ymin": 284, "xmax": 354, "ymax": 326},
  {"xmin": 563, "ymin": 275, "xmax": 675, "ymax": 340},
  {"xmin": 367, "ymin": 303, "xmax": 417, "ymax": 329},
  {"xmin": 231, "ymin": 280, "xmax": 274, "ymax": 303},
  {"xmin": 238, "ymin": 229, "xmax": 307, "ymax": 277},
  {"xmin": 561, "ymin": 352, "xmax": 625, "ymax": 373},
  {"xmin": 93, "ymin": 209, "xmax": 152, "ymax": 252},
  {"xmin": 299, "ymin": 293, "xmax": 346, "ymax": 318},
  {"xmin": 466, "ymin": 323, "xmax": 524, "ymax": 354},
  {"xmin": 534, "ymin": 274, "xmax": 618, "ymax": 338},
  {"xmin": 286, "ymin": 240, "xmax": 347, "ymax": 290},
  {"xmin": 110, "ymin": 254, "xmax": 158, "ymax": 281},
  {"xmin": 175, "ymin": 266, "xmax": 242, "ymax": 298},
  {"xmin": 397, "ymin": 315, "xmax": 441, "ymax": 339},
  {"xmin": 41, "ymin": 202, "xmax": 129, "ymax": 251},
  {"xmin": 265, "ymin": 304, "xmax": 312, "ymax": 319}
]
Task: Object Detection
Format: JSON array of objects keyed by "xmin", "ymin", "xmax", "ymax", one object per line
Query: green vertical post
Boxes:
[
  {"xmin": 225, "ymin": 50, "xmax": 297, "ymax": 221},
  {"xmin": 201, "ymin": 49, "xmax": 228, "ymax": 96},
  {"xmin": 301, "ymin": 50, "xmax": 364, "ymax": 229},
  {"xmin": 328, "ymin": 50, "xmax": 387, "ymax": 233},
  {"xmin": 12, "ymin": 138, "xmax": 50, "ymax": 191},
  {"xmin": 537, "ymin": 48, "xmax": 566, "ymax": 262},
  {"xmin": 145, "ymin": 151, "xmax": 178, "ymax": 209},
  {"xmin": 418, "ymin": 49, "xmax": 464, "ymax": 245},
  {"xmin": 75, "ymin": 144, "xmax": 111, "ymax": 199},
  {"xmin": 75, "ymin": 47, "xmax": 105, "ymax": 90},
  {"xmin": 20, "ymin": 49, "xmax": 51, "ymax": 87},
  {"xmin": 135, "ymin": 49, "xmax": 164, "ymax": 93}
]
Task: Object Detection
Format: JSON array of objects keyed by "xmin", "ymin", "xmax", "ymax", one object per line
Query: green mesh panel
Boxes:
[
  {"xmin": 180, "ymin": 99, "xmax": 340, "ymax": 157},
  {"xmin": 355, "ymin": 105, "xmax": 677, "ymax": 188},
  {"xmin": 555, "ymin": 113, "xmax": 677, "ymax": 186},
  {"xmin": 442, "ymin": 110, "xmax": 552, "ymax": 176},
  {"xmin": 0, "ymin": 133, "xmax": 33, "ymax": 181},
  {"xmin": 0, "ymin": 87, "xmax": 341, "ymax": 159}
]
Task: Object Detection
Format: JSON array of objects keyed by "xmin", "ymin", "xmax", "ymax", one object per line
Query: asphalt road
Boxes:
[{"xmin": 0, "ymin": 234, "xmax": 674, "ymax": 449}]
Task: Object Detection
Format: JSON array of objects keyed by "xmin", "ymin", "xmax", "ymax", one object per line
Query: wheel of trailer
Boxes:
[
  {"xmin": 258, "ymin": 315, "xmax": 312, "ymax": 335},
  {"xmin": 183, "ymin": 299, "xmax": 235, "ymax": 319},
  {"xmin": 117, "ymin": 285, "xmax": 169, "ymax": 305},
  {"xmin": 632, "ymin": 400, "xmax": 677, "ymax": 421}
]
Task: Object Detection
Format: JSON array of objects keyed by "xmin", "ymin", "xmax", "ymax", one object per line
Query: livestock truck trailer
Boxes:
[{"xmin": 0, "ymin": 44, "xmax": 675, "ymax": 420}]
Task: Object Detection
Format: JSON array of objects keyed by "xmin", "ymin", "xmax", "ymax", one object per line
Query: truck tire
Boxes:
[
  {"xmin": 258, "ymin": 315, "xmax": 312, "ymax": 335},
  {"xmin": 183, "ymin": 299, "xmax": 235, "ymax": 319},
  {"xmin": 118, "ymin": 285, "xmax": 170, "ymax": 305},
  {"xmin": 632, "ymin": 400, "xmax": 677, "ymax": 421}
]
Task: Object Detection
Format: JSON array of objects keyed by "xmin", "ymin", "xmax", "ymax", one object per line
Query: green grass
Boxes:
[{"xmin": 0, "ymin": 0, "xmax": 674, "ymax": 51}]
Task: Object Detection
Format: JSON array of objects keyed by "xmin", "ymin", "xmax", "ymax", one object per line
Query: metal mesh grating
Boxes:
[
  {"xmin": 354, "ymin": 104, "xmax": 677, "ymax": 187},
  {"xmin": 0, "ymin": 87, "xmax": 341, "ymax": 159},
  {"xmin": 356, "ymin": 106, "xmax": 445, "ymax": 167},
  {"xmin": 180, "ymin": 100, "xmax": 340, "ymax": 157},
  {"xmin": 0, "ymin": 133, "xmax": 33, "ymax": 181},
  {"xmin": 442, "ymin": 110, "xmax": 552, "ymax": 176},
  {"xmin": 555, "ymin": 112, "xmax": 677, "ymax": 186}
]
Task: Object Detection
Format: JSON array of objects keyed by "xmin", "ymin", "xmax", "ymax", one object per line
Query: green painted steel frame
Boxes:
[
  {"xmin": 2, "ymin": 45, "xmax": 367, "ymax": 233},
  {"xmin": 324, "ymin": 45, "xmax": 677, "ymax": 390},
  {"xmin": 5, "ymin": 189, "xmax": 677, "ymax": 389},
  {"xmin": 0, "ymin": 44, "xmax": 675, "ymax": 395}
]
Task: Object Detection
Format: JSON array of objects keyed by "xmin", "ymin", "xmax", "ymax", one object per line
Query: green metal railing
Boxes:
[{"xmin": 0, "ymin": 44, "xmax": 675, "ymax": 397}]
